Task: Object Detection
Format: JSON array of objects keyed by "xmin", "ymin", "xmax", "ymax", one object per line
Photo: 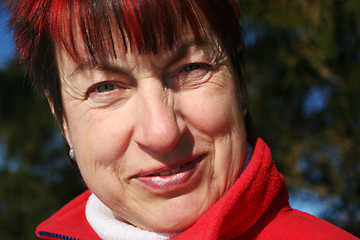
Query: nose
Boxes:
[{"xmin": 133, "ymin": 82, "xmax": 186, "ymax": 153}]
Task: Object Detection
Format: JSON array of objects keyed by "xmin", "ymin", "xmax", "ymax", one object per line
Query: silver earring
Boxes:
[
  {"xmin": 243, "ymin": 103, "xmax": 248, "ymax": 116},
  {"xmin": 69, "ymin": 148, "xmax": 76, "ymax": 160}
]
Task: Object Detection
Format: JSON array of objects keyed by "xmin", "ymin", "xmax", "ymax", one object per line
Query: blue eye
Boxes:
[
  {"xmin": 181, "ymin": 64, "xmax": 201, "ymax": 72},
  {"xmin": 96, "ymin": 83, "xmax": 115, "ymax": 93}
]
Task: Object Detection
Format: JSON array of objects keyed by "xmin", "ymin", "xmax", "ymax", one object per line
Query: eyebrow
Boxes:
[
  {"xmin": 67, "ymin": 39, "xmax": 215, "ymax": 79},
  {"xmin": 67, "ymin": 59, "xmax": 130, "ymax": 81},
  {"xmin": 166, "ymin": 39, "xmax": 214, "ymax": 65}
]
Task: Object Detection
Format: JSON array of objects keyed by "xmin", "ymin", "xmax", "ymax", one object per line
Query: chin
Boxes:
[
  {"xmin": 133, "ymin": 203, "xmax": 207, "ymax": 233},
  {"xmin": 143, "ymin": 216, "xmax": 197, "ymax": 233}
]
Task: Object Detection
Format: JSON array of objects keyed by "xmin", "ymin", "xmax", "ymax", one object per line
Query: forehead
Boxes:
[{"xmin": 56, "ymin": 30, "xmax": 221, "ymax": 81}]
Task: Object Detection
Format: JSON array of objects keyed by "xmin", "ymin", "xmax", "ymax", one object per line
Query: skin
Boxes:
[{"xmin": 55, "ymin": 28, "xmax": 247, "ymax": 232}]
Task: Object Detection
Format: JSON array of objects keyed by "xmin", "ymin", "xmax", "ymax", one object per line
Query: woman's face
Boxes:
[{"xmin": 56, "ymin": 30, "xmax": 247, "ymax": 232}]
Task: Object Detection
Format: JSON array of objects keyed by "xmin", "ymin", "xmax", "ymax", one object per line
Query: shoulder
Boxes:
[{"xmin": 254, "ymin": 208, "xmax": 359, "ymax": 240}]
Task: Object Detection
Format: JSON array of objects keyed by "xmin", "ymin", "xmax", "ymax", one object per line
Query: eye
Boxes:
[
  {"xmin": 87, "ymin": 82, "xmax": 119, "ymax": 97},
  {"xmin": 167, "ymin": 62, "xmax": 212, "ymax": 90},
  {"xmin": 180, "ymin": 63, "xmax": 201, "ymax": 72},
  {"xmin": 95, "ymin": 83, "xmax": 115, "ymax": 93},
  {"xmin": 85, "ymin": 80, "xmax": 131, "ymax": 108}
]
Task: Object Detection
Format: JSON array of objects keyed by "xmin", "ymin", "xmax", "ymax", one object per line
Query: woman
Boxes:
[{"xmin": 7, "ymin": 0, "xmax": 358, "ymax": 239}]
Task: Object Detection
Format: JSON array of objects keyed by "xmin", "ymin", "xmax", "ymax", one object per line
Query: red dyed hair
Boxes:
[{"xmin": 7, "ymin": 0, "xmax": 244, "ymax": 131}]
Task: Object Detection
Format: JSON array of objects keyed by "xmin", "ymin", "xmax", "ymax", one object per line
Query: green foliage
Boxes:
[
  {"xmin": 241, "ymin": 0, "xmax": 360, "ymax": 236},
  {"xmin": 0, "ymin": 60, "xmax": 86, "ymax": 240}
]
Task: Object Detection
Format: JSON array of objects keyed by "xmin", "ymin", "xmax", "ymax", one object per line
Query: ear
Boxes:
[{"xmin": 46, "ymin": 92, "xmax": 73, "ymax": 148}]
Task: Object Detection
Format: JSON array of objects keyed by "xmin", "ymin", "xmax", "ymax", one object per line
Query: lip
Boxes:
[{"xmin": 131, "ymin": 154, "xmax": 206, "ymax": 194}]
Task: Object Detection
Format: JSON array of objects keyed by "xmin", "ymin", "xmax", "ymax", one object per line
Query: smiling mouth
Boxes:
[
  {"xmin": 133, "ymin": 155, "xmax": 206, "ymax": 193},
  {"xmin": 143, "ymin": 154, "xmax": 206, "ymax": 177}
]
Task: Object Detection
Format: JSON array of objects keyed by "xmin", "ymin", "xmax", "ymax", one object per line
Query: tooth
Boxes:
[
  {"xmin": 158, "ymin": 171, "xmax": 170, "ymax": 176},
  {"xmin": 170, "ymin": 166, "xmax": 182, "ymax": 175},
  {"xmin": 156, "ymin": 166, "xmax": 183, "ymax": 177}
]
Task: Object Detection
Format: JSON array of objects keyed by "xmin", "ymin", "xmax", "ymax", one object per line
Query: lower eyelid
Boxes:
[
  {"xmin": 86, "ymin": 87, "xmax": 117, "ymax": 100},
  {"xmin": 87, "ymin": 96, "xmax": 128, "ymax": 109},
  {"xmin": 168, "ymin": 69, "xmax": 213, "ymax": 90},
  {"xmin": 87, "ymin": 88, "xmax": 130, "ymax": 107}
]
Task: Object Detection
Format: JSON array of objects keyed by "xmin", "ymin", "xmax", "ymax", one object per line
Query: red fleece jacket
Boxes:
[{"xmin": 36, "ymin": 136, "xmax": 358, "ymax": 239}]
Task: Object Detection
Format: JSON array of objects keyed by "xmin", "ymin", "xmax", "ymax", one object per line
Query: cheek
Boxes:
[
  {"xmin": 180, "ymin": 86, "xmax": 239, "ymax": 136},
  {"xmin": 67, "ymin": 108, "xmax": 134, "ymax": 169}
]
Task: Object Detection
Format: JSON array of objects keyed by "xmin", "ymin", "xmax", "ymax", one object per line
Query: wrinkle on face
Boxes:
[{"xmin": 55, "ymin": 19, "xmax": 247, "ymax": 232}]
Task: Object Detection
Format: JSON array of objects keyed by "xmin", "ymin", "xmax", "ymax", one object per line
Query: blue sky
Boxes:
[{"xmin": 0, "ymin": 4, "xmax": 15, "ymax": 68}]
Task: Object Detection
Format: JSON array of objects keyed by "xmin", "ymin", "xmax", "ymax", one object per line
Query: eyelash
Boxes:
[
  {"xmin": 180, "ymin": 62, "xmax": 211, "ymax": 72},
  {"xmin": 180, "ymin": 63, "xmax": 202, "ymax": 72}
]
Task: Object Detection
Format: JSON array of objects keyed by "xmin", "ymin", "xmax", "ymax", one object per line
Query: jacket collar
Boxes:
[
  {"xmin": 36, "ymin": 190, "xmax": 101, "ymax": 239},
  {"xmin": 173, "ymin": 135, "xmax": 290, "ymax": 239}
]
